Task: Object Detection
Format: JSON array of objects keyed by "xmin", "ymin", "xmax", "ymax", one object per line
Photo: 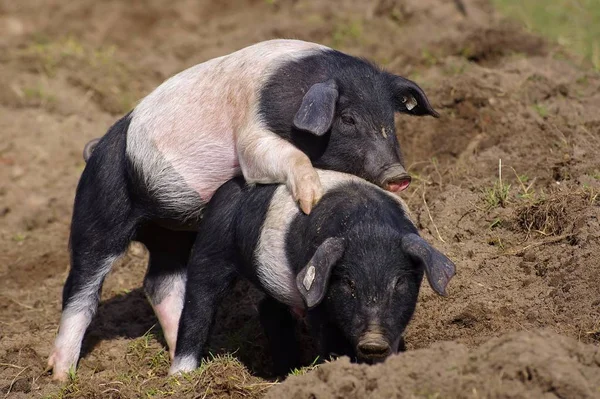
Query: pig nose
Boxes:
[
  {"xmin": 379, "ymin": 164, "xmax": 411, "ymax": 193},
  {"xmin": 357, "ymin": 340, "xmax": 391, "ymax": 361}
]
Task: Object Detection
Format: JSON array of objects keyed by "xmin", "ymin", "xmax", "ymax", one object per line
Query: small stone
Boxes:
[{"xmin": 523, "ymin": 250, "xmax": 536, "ymax": 262}]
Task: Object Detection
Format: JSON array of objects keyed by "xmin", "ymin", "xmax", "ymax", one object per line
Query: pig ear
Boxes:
[
  {"xmin": 293, "ymin": 79, "xmax": 339, "ymax": 136},
  {"xmin": 390, "ymin": 75, "xmax": 439, "ymax": 118},
  {"xmin": 400, "ymin": 233, "xmax": 455, "ymax": 296},
  {"xmin": 296, "ymin": 237, "xmax": 345, "ymax": 309},
  {"xmin": 83, "ymin": 138, "xmax": 101, "ymax": 163}
]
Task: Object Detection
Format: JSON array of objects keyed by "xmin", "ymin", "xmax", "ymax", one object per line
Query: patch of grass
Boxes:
[
  {"xmin": 533, "ymin": 103, "xmax": 549, "ymax": 118},
  {"xmin": 331, "ymin": 20, "xmax": 363, "ymax": 48},
  {"xmin": 482, "ymin": 160, "xmax": 511, "ymax": 209},
  {"xmin": 44, "ymin": 370, "xmax": 80, "ymax": 399},
  {"xmin": 492, "ymin": 0, "xmax": 600, "ymax": 69},
  {"xmin": 513, "ymin": 169, "xmax": 538, "ymax": 201},
  {"xmin": 22, "ymin": 83, "xmax": 56, "ymax": 107},
  {"xmin": 489, "ymin": 218, "xmax": 503, "ymax": 230},
  {"xmin": 483, "ymin": 181, "xmax": 511, "ymax": 209},
  {"xmin": 289, "ymin": 356, "xmax": 320, "ymax": 377},
  {"xmin": 421, "ymin": 49, "xmax": 439, "ymax": 67},
  {"xmin": 126, "ymin": 326, "xmax": 170, "ymax": 375},
  {"xmin": 169, "ymin": 353, "xmax": 277, "ymax": 398},
  {"xmin": 12, "ymin": 233, "xmax": 27, "ymax": 242}
]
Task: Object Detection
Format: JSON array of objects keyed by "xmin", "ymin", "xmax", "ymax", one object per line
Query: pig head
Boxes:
[{"xmin": 295, "ymin": 231, "xmax": 455, "ymax": 363}]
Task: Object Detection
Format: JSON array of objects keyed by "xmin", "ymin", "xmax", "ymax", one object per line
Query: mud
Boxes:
[{"xmin": 1, "ymin": 0, "xmax": 599, "ymax": 398}]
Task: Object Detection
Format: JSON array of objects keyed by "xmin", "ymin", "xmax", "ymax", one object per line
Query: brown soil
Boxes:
[
  {"xmin": 1, "ymin": 0, "xmax": 599, "ymax": 398},
  {"xmin": 267, "ymin": 330, "xmax": 600, "ymax": 399}
]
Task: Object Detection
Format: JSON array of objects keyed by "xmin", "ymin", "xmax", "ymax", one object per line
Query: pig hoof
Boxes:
[
  {"xmin": 169, "ymin": 355, "xmax": 198, "ymax": 375},
  {"xmin": 293, "ymin": 171, "xmax": 323, "ymax": 214},
  {"xmin": 47, "ymin": 351, "xmax": 75, "ymax": 382}
]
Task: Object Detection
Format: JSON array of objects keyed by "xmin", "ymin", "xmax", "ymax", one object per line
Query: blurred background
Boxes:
[
  {"xmin": 1, "ymin": 1, "xmax": 599, "ymax": 398},
  {"xmin": 494, "ymin": 0, "xmax": 599, "ymax": 69}
]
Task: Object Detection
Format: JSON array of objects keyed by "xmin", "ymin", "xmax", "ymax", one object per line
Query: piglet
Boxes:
[{"xmin": 171, "ymin": 170, "xmax": 455, "ymax": 375}]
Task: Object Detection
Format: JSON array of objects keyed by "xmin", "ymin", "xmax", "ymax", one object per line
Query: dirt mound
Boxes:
[{"xmin": 267, "ymin": 330, "xmax": 600, "ymax": 399}]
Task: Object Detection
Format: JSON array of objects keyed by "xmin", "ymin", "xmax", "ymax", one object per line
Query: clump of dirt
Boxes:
[
  {"xmin": 267, "ymin": 331, "xmax": 600, "ymax": 399},
  {"xmin": 514, "ymin": 190, "xmax": 590, "ymax": 237}
]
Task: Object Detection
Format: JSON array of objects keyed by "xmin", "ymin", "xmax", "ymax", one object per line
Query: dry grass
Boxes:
[
  {"xmin": 516, "ymin": 194, "xmax": 570, "ymax": 236},
  {"xmin": 515, "ymin": 188, "xmax": 597, "ymax": 237}
]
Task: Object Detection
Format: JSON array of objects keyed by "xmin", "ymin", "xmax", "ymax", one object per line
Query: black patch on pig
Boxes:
[{"xmin": 259, "ymin": 49, "xmax": 436, "ymax": 186}]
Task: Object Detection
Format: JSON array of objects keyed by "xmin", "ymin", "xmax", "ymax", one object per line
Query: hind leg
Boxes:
[
  {"xmin": 137, "ymin": 223, "xmax": 196, "ymax": 360},
  {"xmin": 48, "ymin": 189, "xmax": 138, "ymax": 381}
]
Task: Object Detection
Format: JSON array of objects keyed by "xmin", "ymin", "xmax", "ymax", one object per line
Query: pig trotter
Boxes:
[{"xmin": 289, "ymin": 167, "xmax": 323, "ymax": 215}]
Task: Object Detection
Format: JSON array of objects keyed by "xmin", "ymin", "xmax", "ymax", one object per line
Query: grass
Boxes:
[
  {"xmin": 289, "ymin": 356, "xmax": 320, "ymax": 377},
  {"xmin": 331, "ymin": 20, "xmax": 363, "ymax": 48},
  {"xmin": 493, "ymin": 0, "xmax": 600, "ymax": 69},
  {"xmin": 533, "ymin": 103, "xmax": 549, "ymax": 118},
  {"xmin": 482, "ymin": 160, "xmax": 511, "ymax": 209},
  {"xmin": 22, "ymin": 83, "xmax": 56, "ymax": 107}
]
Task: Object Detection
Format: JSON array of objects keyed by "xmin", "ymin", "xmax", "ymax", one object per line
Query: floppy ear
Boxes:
[
  {"xmin": 389, "ymin": 75, "xmax": 439, "ymax": 118},
  {"xmin": 400, "ymin": 233, "xmax": 455, "ymax": 296},
  {"xmin": 293, "ymin": 79, "xmax": 339, "ymax": 136},
  {"xmin": 296, "ymin": 237, "xmax": 345, "ymax": 308}
]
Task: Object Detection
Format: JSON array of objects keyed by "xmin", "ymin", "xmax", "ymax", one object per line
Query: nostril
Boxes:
[{"xmin": 358, "ymin": 342, "xmax": 391, "ymax": 358}]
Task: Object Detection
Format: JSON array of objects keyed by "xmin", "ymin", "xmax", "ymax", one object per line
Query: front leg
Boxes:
[
  {"xmin": 237, "ymin": 130, "xmax": 322, "ymax": 214},
  {"xmin": 169, "ymin": 179, "xmax": 243, "ymax": 375},
  {"xmin": 259, "ymin": 297, "xmax": 301, "ymax": 376},
  {"xmin": 169, "ymin": 254, "xmax": 236, "ymax": 375}
]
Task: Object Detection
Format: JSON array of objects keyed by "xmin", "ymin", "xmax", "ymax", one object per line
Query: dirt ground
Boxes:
[{"xmin": 1, "ymin": 0, "xmax": 599, "ymax": 398}]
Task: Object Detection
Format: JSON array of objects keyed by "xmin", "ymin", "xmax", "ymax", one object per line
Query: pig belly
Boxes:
[
  {"xmin": 159, "ymin": 133, "xmax": 240, "ymax": 202},
  {"xmin": 127, "ymin": 116, "xmax": 241, "ymax": 220}
]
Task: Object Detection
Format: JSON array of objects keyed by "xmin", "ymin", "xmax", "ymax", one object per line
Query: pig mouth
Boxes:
[
  {"xmin": 383, "ymin": 175, "xmax": 411, "ymax": 192},
  {"xmin": 378, "ymin": 165, "xmax": 412, "ymax": 193}
]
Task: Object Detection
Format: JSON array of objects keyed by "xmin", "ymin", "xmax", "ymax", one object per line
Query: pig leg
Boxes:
[
  {"xmin": 136, "ymin": 223, "xmax": 196, "ymax": 360},
  {"xmin": 169, "ymin": 251, "xmax": 237, "ymax": 374},
  {"xmin": 237, "ymin": 131, "xmax": 322, "ymax": 214},
  {"xmin": 169, "ymin": 180, "xmax": 244, "ymax": 375},
  {"xmin": 48, "ymin": 178, "xmax": 139, "ymax": 381},
  {"xmin": 259, "ymin": 297, "xmax": 301, "ymax": 375}
]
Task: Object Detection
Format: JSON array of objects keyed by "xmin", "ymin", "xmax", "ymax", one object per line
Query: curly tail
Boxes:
[{"xmin": 83, "ymin": 138, "xmax": 101, "ymax": 163}]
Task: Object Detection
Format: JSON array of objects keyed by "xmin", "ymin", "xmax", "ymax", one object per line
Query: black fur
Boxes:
[
  {"xmin": 65, "ymin": 113, "xmax": 138, "ymax": 316},
  {"xmin": 259, "ymin": 49, "xmax": 437, "ymax": 185},
  {"xmin": 174, "ymin": 178, "xmax": 454, "ymax": 374}
]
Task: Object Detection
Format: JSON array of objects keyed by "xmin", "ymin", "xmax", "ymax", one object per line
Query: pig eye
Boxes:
[
  {"xmin": 341, "ymin": 115, "xmax": 356, "ymax": 126},
  {"xmin": 394, "ymin": 277, "xmax": 408, "ymax": 291}
]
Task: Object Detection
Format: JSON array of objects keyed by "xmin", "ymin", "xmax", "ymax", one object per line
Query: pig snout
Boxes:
[
  {"xmin": 379, "ymin": 164, "xmax": 411, "ymax": 193},
  {"xmin": 356, "ymin": 330, "xmax": 392, "ymax": 363}
]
